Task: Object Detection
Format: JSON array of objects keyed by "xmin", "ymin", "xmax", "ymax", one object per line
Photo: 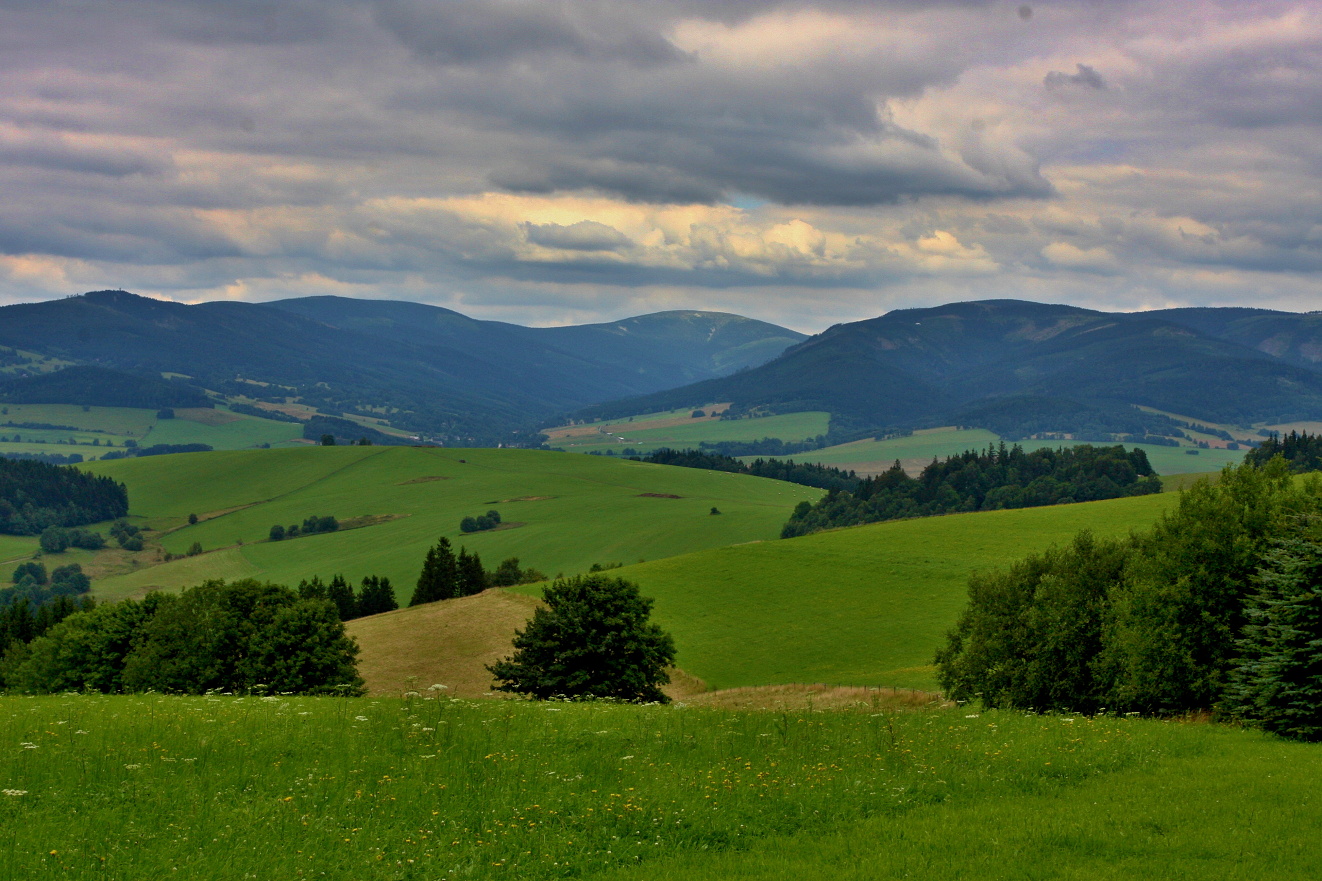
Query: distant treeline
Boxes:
[
  {"xmin": 0, "ymin": 457, "xmax": 128, "ymax": 535},
  {"xmin": 0, "ymin": 452, "xmax": 85, "ymax": 466},
  {"xmin": 2, "ymin": 561, "xmax": 91, "ymax": 608},
  {"xmin": 297, "ymin": 574, "xmax": 399, "ymax": 621},
  {"xmin": 101, "ymin": 443, "xmax": 213, "ymax": 460},
  {"xmin": 228, "ymin": 402, "xmax": 302, "ymax": 423},
  {"xmin": 302, "ymin": 416, "xmax": 414, "ymax": 446},
  {"xmin": 0, "ymin": 365, "xmax": 212, "ymax": 410},
  {"xmin": 696, "ymin": 437, "xmax": 828, "ymax": 457},
  {"xmin": 1246, "ymin": 431, "xmax": 1322, "ymax": 472},
  {"xmin": 936, "ymin": 461, "xmax": 1322, "ymax": 740},
  {"xmin": 639, "ymin": 448, "xmax": 861, "ymax": 493},
  {"xmin": 782, "ymin": 444, "xmax": 1162, "ymax": 538}
]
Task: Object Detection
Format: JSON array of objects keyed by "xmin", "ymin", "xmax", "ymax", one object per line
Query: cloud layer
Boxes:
[{"xmin": 1, "ymin": 0, "xmax": 1320, "ymax": 329}]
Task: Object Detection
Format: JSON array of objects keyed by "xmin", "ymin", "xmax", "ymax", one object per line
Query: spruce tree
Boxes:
[
  {"xmin": 1227, "ymin": 537, "xmax": 1322, "ymax": 740},
  {"xmin": 356, "ymin": 576, "xmax": 398, "ymax": 617},
  {"xmin": 411, "ymin": 538, "xmax": 458, "ymax": 605},
  {"xmin": 326, "ymin": 575, "xmax": 358, "ymax": 621},
  {"xmin": 457, "ymin": 547, "xmax": 487, "ymax": 597}
]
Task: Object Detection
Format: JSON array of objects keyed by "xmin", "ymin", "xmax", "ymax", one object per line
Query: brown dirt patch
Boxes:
[
  {"xmin": 398, "ymin": 475, "xmax": 453, "ymax": 485},
  {"xmin": 679, "ymin": 684, "xmax": 950, "ymax": 712},
  {"xmin": 337, "ymin": 513, "xmax": 407, "ymax": 530},
  {"xmin": 499, "ymin": 495, "xmax": 555, "ymax": 502},
  {"xmin": 174, "ymin": 408, "xmax": 243, "ymax": 426},
  {"xmin": 348, "ymin": 590, "xmax": 543, "ymax": 697},
  {"xmin": 638, "ymin": 493, "xmax": 682, "ymax": 499},
  {"xmin": 464, "ymin": 521, "xmax": 525, "ymax": 534}
]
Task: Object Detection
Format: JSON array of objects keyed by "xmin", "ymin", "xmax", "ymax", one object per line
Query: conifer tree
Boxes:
[
  {"xmin": 411, "ymin": 538, "xmax": 458, "ymax": 605},
  {"xmin": 457, "ymin": 547, "xmax": 487, "ymax": 597},
  {"xmin": 327, "ymin": 575, "xmax": 358, "ymax": 621}
]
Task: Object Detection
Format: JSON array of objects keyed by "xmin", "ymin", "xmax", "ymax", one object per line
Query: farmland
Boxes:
[{"xmin": 0, "ymin": 403, "xmax": 302, "ymax": 462}]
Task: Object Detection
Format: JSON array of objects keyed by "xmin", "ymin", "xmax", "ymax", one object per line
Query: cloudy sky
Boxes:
[{"xmin": 2, "ymin": 0, "xmax": 1320, "ymax": 331}]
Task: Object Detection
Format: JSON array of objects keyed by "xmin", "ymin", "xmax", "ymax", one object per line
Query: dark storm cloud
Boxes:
[{"xmin": 1044, "ymin": 63, "xmax": 1107, "ymax": 90}]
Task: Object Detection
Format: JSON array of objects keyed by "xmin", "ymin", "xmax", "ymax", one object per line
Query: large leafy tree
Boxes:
[{"xmin": 488, "ymin": 574, "xmax": 676, "ymax": 703}]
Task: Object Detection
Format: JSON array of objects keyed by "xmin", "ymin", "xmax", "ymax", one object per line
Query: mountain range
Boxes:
[
  {"xmin": 576, "ymin": 300, "xmax": 1322, "ymax": 438},
  {"xmin": 0, "ymin": 290, "xmax": 804, "ymax": 442}
]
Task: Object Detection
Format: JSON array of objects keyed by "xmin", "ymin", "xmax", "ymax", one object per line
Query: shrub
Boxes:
[{"xmin": 488, "ymin": 574, "xmax": 675, "ymax": 703}]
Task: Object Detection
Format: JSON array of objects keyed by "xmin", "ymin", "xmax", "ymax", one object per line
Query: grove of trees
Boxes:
[
  {"xmin": 935, "ymin": 459, "xmax": 1322, "ymax": 739},
  {"xmin": 0, "ymin": 579, "xmax": 364, "ymax": 695},
  {"xmin": 0, "ymin": 457, "xmax": 128, "ymax": 535},
  {"xmin": 783, "ymin": 444, "xmax": 1161, "ymax": 538}
]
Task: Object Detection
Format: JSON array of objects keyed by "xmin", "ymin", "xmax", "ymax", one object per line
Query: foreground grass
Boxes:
[{"xmin": 1, "ymin": 695, "xmax": 1316, "ymax": 880}]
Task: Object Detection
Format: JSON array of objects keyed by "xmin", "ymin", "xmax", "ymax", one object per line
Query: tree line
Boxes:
[
  {"xmin": 638, "ymin": 448, "xmax": 860, "ymax": 493},
  {"xmin": 1246, "ymin": 430, "xmax": 1322, "ymax": 472},
  {"xmin": 0, "ymin": 457, "xmax": 128, "ymax": 535},
  {"xmin": 935, "ymin": 459, "xmax": 1322, "ymax": 740},
  {"xmin": 782, "ymin": 444, "xmax": 1161, "ymax": 538}
]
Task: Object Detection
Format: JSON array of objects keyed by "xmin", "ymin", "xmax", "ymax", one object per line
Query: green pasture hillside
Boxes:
[
  {"xmin": 0, "ymin": 403, "xmax": 301, "ymax": 461},
  {"xmin": 82, "ymin": 446, "xmax": 821, "ymax": 601},
  {"xmin": 521, "ymin": 491, "xmax": 1177, "ymax": 692}
]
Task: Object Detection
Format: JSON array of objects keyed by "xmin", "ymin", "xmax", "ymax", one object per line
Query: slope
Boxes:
[
  {"xmin": 511, "ymin": 490, "xmax": 1178, "ymax": 691},
  {"xmin": 80, "ymin": 446, "xmax": 822, "ymax": 601}
]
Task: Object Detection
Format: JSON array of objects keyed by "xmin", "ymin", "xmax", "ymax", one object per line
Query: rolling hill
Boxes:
[
  {"xmin": 76, "ymin": 446, "xmax": 822, "ymax": 602},
  {"xmin": 574, "ymin": 300, "xmax": 1322, "ymax": 436},
  {"xmin": 344, "ymin": 486, "xmax": 1179, "ymax": 697}
]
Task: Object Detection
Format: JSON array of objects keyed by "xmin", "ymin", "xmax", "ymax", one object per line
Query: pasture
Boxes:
[
  {"xmin": 1, "ymin": 693, "xmax": 1318, "ymax": 880},
  {"xmin": 552, "ymin": 491, "xmax": 1178, "ymax": 692},
  {"xmin": 80, "ymin": 447, "xmax": 821, "ymax": 602}
]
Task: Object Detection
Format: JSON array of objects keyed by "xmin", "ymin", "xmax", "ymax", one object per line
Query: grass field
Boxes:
[
  {"xmin": 756, "ymin": 427, "xmax": 1246, "ymax": 477},
  {"xmin": 2, "ymin": 693, "xmax": 1318, "ymax": 880},
  {"xmin": 80, "ymin": 447, "xmax": 821, "ymax": 602},
  {"xmin": 547, "ymin": 409, "xmax": 829, "ymax": 455},
  {"xmin": 0, "ymin": 404, "xmax": 302, "ymax": 461},
  {"xmin": 503, "ymin": 491, "xmax": 1178, "ymax": 693}
]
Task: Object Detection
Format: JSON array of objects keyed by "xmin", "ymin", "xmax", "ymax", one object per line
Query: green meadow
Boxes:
[
  {"xmin": 539, "ymin": 492, "xmax": 1178, "ymax": 692},
  {"xmin": 81, "ymin": 447, "xmax": 821, "ymax": 601},
  {"xmin": 2, "ymin": 693, "xmax": 1318, "ymax": 880}
]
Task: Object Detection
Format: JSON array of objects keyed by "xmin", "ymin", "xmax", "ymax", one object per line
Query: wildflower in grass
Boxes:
[
  {"xmin": 3, "ymin": 789, "xmax": 27, "ymax": 796},
  {"xmin": 19, "ymin": 743, "xmax": 36, "ymax": 749},
  {"xmin": 355, "ymin": 715, "xmax": 368, "ymax": 721}
]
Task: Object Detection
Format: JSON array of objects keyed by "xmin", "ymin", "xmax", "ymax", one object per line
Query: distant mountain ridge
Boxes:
[
  {"xmin": 0, "ymin": 291, "xmax": 805, "ymax": 443},
  {"xmin": 576, "ymin": 299, "xmax": 1322, "ymax": 437}
]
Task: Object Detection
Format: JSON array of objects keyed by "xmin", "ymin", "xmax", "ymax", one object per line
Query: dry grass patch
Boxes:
[
  {"xmin": 347, "ymin": 590, "xmax": 543, "ymax": 697},
  {"xmin": 397, "ymin": 475, "xmax": 453, "ymax": 485}
]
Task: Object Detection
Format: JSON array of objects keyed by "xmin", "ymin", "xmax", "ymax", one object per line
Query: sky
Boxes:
[{"xmin": 1, "ymin": 0, "xmax": 1321, "ymax": 332}]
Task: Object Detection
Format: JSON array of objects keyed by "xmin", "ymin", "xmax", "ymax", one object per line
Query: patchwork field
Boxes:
[
  {"xmin": 78, "ymin": 446, "xmax": 821, "ymax": 602},
  {"xmin": 2, "ymin": 693, "xmax": 1318, "ymax": 880},
  {"xmin": 545, "ymin": 407, "xmax": 829, "ymax": 455},
  {"xmin": 0, "ymin": 403, "xmax": 302, "ymax": 461}
]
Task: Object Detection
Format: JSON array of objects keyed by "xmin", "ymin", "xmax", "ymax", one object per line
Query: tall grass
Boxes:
[{"xmin": 4, "ymin": 694, "xmax": 1306, "ymax": 880}]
